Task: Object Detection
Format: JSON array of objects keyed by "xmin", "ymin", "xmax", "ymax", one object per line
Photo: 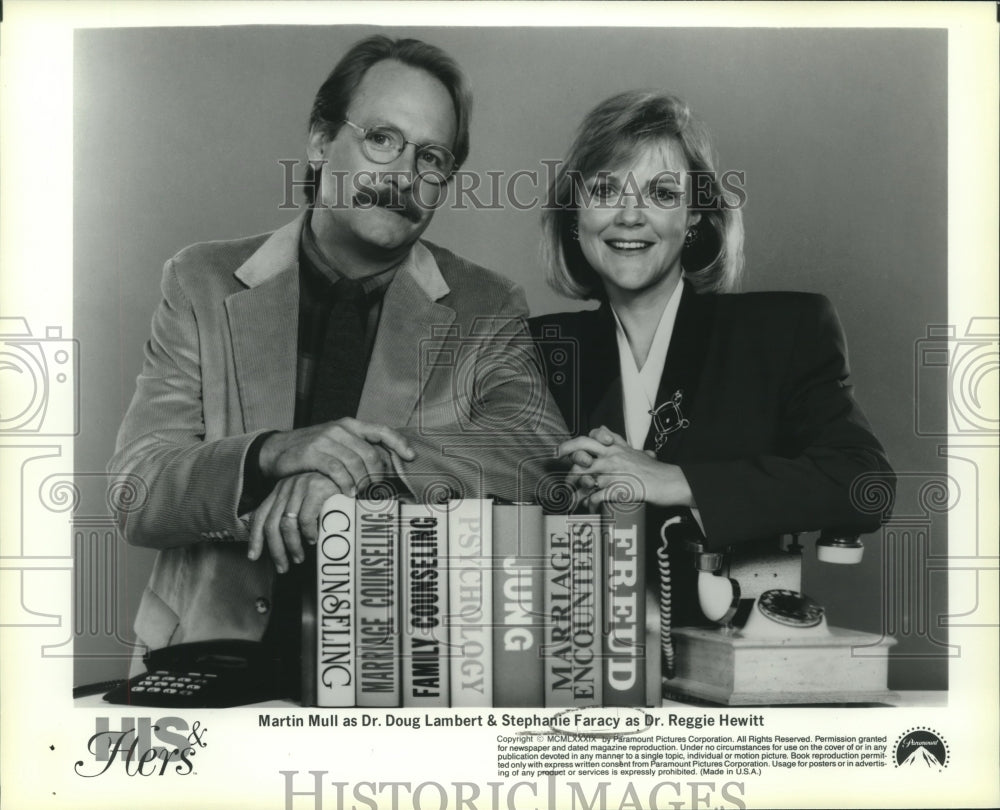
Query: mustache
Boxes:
[{"xmin": 352, "ymin": 184, "xmax": 423, "ymax": 222}]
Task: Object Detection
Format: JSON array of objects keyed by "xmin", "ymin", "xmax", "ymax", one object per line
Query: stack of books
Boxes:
[{"xmin": 309, "ymin": 495, "xmax": 661, "ymax": 709}]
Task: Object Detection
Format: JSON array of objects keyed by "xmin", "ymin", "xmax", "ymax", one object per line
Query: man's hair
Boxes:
[
  {"xmin": 304, "ymin": 35, "xmax": 472, "ymax": 202},
  {"xmin": 541, "ymin": 90, "xmax": 745, "ymax": 299}
]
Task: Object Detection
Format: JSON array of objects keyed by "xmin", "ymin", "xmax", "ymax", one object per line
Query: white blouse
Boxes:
[{"xmin": 612, "ymin": 280, "xmax": 685, "ymax": 450}]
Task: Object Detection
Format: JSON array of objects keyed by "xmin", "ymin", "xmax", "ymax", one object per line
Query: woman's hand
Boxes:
[
  {"xmin": 558, "ymin": 426, "xmax": 695, "ymax": 512},
  {"xmin": 248, "ymin": 472, "xmax": 340, "ymax": 573}
]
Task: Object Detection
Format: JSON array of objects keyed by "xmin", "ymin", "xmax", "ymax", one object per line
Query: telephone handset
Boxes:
[{"xmin": 102, "ymin": 640, "xmax": 292, "ymax": 708}]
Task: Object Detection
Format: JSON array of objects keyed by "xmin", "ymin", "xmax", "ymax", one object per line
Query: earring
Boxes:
[
  {"xmin": 684, "ymin": 227, "xmax": 698, "ymax": 247},
  {"xmin": 569, "ymin": 222, "xmax": 580, "ymax": 241}
]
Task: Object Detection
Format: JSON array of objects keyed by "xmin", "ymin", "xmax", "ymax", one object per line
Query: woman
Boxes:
[{"xmin": 530, "ymin": 91, "xmax": 893, "ymax": 626}]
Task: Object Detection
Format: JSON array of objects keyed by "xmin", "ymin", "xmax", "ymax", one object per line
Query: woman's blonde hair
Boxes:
[{"xmin": 542, "ymin": 91, "xmax": 744, "ymax": 299}]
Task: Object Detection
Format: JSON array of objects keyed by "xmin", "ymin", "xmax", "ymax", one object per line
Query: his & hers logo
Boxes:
[{"xmin": 75, "ymin": 716, "xmax": 208, "ymax": 777}]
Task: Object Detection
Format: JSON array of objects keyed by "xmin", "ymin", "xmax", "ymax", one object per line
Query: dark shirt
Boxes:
[
  {"xmin": 294, "ymin": 216, "xmax": 397, "ymax": 424},
  {"xmin": 239, "ymin": 217, "xmax": 398, "ymax": 511}
]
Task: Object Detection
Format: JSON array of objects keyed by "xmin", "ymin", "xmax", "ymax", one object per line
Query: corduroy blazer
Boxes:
[{"xmin": 111, "ymin": 213, "xmax": 568, "ymax": 650}]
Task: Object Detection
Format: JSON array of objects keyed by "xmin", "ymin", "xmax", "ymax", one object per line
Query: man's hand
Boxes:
[
  {"xmin": 557, "ymin": 426, "xmax": 695, "ymax": 512},
  {"xmin": 258, "ymin": 417, "xmax": 415, "ymax": 496},
  {"xmin": 248, "ymin": 472, "xmax": 340, "ymax": 573}
]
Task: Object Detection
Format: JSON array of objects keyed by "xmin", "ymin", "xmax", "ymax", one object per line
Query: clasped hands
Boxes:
[
  {"xmin": 247, "ymin": 417, "xmax": 414, "ymax": 573},
  {"xmin": 558, "ymin": 426, "xmax": 694, "ymax": 512},
  {"xmin": 246, "ymin": 421, "xmax": 694, "ymax": 573}
]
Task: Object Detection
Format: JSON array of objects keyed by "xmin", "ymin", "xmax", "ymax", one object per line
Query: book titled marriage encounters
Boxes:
[{"xmin": 544, "ymin": 513, "xmax": 603, "ymax": 707}]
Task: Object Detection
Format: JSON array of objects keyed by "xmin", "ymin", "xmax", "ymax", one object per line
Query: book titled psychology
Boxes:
[{"xmin": 448, "ymin": 498, "xmax": 494, "ymax": 707}]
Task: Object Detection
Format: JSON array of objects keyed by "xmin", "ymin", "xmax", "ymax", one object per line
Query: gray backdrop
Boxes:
[{"xmin": 74, "ymin": 26, "xmax": 948, "ymax": 690}]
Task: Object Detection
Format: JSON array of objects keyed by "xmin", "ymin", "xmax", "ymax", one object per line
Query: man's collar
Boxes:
[
  {"xmin": 233, "ymin": 209, "xmax": 451, "ymax": 302},
  {"xmin": 407, "ymin": 240, "xmax": 450, "ymax": 302},
  {"xmin": 300, "ymin": 217, "xmax": 398, "ymax": 298},
  {"xmin": 233, "ymin": 215, "xmax": 302, "ymax": 288}
]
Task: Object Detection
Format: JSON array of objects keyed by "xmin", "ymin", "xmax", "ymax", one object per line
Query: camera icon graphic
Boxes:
[
  {"xmin": 914, "ymin": 318, "xmax": 999, "ymax": 436},
  {"xmin": 417, "ymin": 318, "xmax": 578, "ymax": 438},
  {"xmin": 0, "ymin": 317, "xmax": 79, "ymax": 435}
]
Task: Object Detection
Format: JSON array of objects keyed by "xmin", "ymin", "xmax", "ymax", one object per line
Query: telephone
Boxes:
[
  {"xmin": 657, "ymin": 511, "xmax": 896, "ymax": 705},
  {"xmin": 102, "ymin": 640, "xmax": 293, "ymax": 708}
]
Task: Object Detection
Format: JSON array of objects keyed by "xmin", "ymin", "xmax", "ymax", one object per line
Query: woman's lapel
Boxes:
[
  {"xmin": 642, "ymin": 283, "xmax": 717, "ymax": 461},
  {"xmin": 582, "ymin": 303, "xmax": 627, "ymax": 438}
]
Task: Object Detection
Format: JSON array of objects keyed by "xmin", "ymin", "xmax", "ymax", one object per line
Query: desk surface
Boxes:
[{"xmin": 74, "ymin": 690, "xmax": 946, "ymax": 710}]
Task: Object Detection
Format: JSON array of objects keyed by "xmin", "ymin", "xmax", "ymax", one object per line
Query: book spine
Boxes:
[
  {"xmin": 601, "ymin": 503, "xmax": 646, "ymax": 706},
  {"xmin": 492, "ymin": 503, "xmax": 544, "ymax": 707},
  {"xmin": 316, "ymin": 494, "xmax": 356, "ymax": 707},
  {"xmin": 401, "ymin": 503, "xmax": 450, "ymax": 707},
  {"xmin": 355, "ymin": 497, "xmax": 400, "ymax": 707},
  {"xmin": 448, "ymin": 499, "xmax": 494, "ymax": 707},
  {"xmin": 544, "ymin": 514, "xmax": 602, "ymax": 707}
]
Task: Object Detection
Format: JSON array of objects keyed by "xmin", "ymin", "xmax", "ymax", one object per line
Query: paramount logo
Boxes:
[{"xmin": 894, "ymin": 728, "xmax": 948, "ymax": 770}]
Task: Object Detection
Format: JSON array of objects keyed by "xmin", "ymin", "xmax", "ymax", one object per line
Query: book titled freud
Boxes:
[
  {"xmin": 401, "ymin": 502, "xmax": 450, "ymax": 707},
  {"xmin": 602, "ymin": 502, "xmax": 648, "ymax": 706},
  {"xmin": 543, "ymin": 513, "xmax": 603, "ymax": 707}
]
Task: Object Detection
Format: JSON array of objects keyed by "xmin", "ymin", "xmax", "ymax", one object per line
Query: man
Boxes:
[{"xmin": 109, "ymin": 36, "xmax": 567, "ymax": 687}]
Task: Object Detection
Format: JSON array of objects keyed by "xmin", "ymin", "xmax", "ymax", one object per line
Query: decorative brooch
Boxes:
[{"xmin": 649, "ymin": 389, "xmax": 690, "ymax": 451}]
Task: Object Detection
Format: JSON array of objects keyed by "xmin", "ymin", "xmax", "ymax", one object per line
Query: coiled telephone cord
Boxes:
[{"xmin": 657, "ymin": 523, "xmax": 675, "ymax": 680}]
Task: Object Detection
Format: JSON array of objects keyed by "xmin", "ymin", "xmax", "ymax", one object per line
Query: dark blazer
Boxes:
[{"xmin": 529, "ymin": 282, "xmax": 894, "ymax": 552}]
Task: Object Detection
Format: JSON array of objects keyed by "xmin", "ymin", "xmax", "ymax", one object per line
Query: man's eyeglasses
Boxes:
[{"xmin": 342, "ymin": 119, "xmax": 456, "ymax": 184}]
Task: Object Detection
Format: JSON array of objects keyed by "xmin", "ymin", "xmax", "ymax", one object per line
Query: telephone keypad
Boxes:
[
  {"xmin": 100, "ymin": 639, "xmax": 289, "ymax": 707},
  {"xmin": 134, "ymin": 673, "xmax": 212, "ymax": 691},
  {"xmin": 114, "ymin": 671, "xmax": 217, "ymax": 706}
]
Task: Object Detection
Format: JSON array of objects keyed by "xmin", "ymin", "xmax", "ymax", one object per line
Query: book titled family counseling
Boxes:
[{"xmin": 312, "ymin": 494, "xmax": 657, "ymax": 709}]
